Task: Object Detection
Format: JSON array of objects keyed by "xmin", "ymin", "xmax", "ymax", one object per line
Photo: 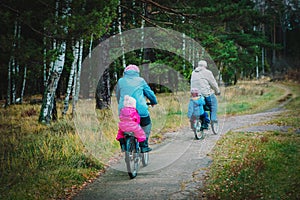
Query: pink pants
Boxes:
[{"xmin": 116, "ymin": 121, "xmax": 146, "ymax": 142}]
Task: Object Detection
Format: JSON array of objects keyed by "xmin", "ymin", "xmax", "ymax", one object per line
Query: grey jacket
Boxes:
[{"xmin": 190, "ymin": 66, "xmax": 220, "ymax": 97}]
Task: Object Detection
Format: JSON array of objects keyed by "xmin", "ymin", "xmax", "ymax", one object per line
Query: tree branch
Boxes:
[{"xmin": 138, "ymin": 0, "xmax": 198, "ymax": 18}]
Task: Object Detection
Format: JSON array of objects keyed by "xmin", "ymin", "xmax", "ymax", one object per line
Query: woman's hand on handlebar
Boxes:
[{"xmin": 146, "ymin": 102, "xmax": 156, "ymax": 107}]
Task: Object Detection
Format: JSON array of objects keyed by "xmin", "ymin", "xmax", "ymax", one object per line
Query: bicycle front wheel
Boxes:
[
  {"xmin": 125, "ymin": 137, "xmax": 139, "ymax": 179},
  {"xmin": 194, "ymin": 120, "xmax": 205, "ymax": 140}
]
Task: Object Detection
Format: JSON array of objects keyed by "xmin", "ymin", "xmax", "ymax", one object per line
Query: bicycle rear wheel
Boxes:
[
  {"xmin": 194, "ymin": 119, "xmax": 205, "ymax": 140},
  {"xmin": 211, "ymin": 121, "xmax": 219, "ymax": 134},
  {"xmin": 124, "ymin": 137, "xmax": 139, "ymax": 179}
]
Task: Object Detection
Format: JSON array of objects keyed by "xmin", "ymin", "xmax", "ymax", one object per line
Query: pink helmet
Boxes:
[{"xmin": 124, "ymin": 64, "xmax": 140, "ymax": 73}]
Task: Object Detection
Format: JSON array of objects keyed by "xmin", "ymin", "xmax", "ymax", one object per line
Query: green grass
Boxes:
[
  {"xmin": 202, "ymin": 81, "xmax": 300, "ymax": 200},
  {"xmin": 219, "ymin": 80, "xmax": 287, "ymax": 115},
  {"xmin": 204, "ymin": 131, "xmax": 300, "ymax": 199}
]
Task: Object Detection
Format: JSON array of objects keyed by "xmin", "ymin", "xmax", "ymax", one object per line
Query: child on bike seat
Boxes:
[
  {"xmin": 187, "ymin": 88, "xmax": 210, "ymax": 130},
  {"xmin": 116, "ymin": 95, "xmax": 151, "ymax": 153}
]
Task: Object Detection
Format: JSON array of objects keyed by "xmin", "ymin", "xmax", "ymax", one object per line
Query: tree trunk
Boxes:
[
  {"xmin": 140, "ymin": 2, "xmax": 146, "ymax": 63},
  {"xmin": 72, "ymin": 39, "xmax": 83, "ymax": 117},
  {"xmin": 43, "ymin": 31, "xmax": 48, "ymax": 88},
  {"xmin": 6, "ymin": 58, "xmax": 11, "ymax": 107},
  {"xmin": 96, "ymin": 68, "xmax": 111, "ymax": 109},
  {"xmin": 6, "ymin": 20, "xmax": 19, "ymax": 106},
  {"xmin": 118, "ymin": 0, "xmax": 126, "ymax": 68},
  {"xmin": 20, "ymin": 65, "xmax": 27, "ymax": 104},
  {"xmin": 39, "ymin": 42, "xmax": 66, "ymax": 124},
  {"xmin": 62, "ymin": 40, "xmax": 79, "ymax": 116}
]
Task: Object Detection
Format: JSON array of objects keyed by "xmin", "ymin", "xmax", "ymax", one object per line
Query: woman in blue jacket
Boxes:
[{"xmin": 116, "ymin": 64, "xmax": 158, "ymax": 152}]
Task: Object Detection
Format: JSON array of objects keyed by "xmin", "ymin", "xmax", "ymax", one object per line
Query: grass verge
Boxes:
[{"xmin": 202, "ymin": 81, "xmax": 300, "ymax": 199}]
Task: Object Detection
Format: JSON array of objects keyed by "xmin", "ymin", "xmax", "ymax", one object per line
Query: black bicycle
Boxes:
[{"xmin": 123, "ymin": 131, "xmax": 149, "ymax": 179}]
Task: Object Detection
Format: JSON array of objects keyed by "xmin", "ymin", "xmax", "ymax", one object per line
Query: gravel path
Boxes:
[{"xmin": 72, "ymin": 105, "xmax": 287, "ymax": 200}]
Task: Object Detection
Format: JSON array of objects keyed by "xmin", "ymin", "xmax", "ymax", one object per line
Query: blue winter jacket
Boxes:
[
  {"xmin": 116, "ymin": 70, "xmax": 157, "ymax": 118},
  {"xmin": 187, "ymin": 96, "xmax": 206, "ymax": 119}
]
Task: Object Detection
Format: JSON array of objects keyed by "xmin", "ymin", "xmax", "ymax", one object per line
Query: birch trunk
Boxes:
[
  {"xmin": 72, "ymin": 39, "xmax": 83, "ymax": 116},
  {"xmin": 118, "ymin": 0, "xmax": 126, "ymax": 68},
  {"xmin": 140, "ymin": 2, "xmax": 145, "ymax": 63},
  {"xmin": 43, "ymin": 30, "xmax": 48, "ymax": 88},
  {"xmin": 39, "ymin": 42, "xmax": 66, "ymax": 124},
  {"xmin": 182, "ymin": 16, "xmax": 186, "ymax": 71},
  {"xmin": 39, "ymin": 0, "xmax": 71, "ymax": 123},
  {"xmin": 6, "ymin": 58, "xmax": 11, "ymax": 107},
  {"xmin": 62, "ymin": 41, "xmax": 79, "ymax": 116},
  {"xmin": 71, "ymin": 69, "xmax": 77, "ymax": 116},
  {"xmin": 6, "ymin": 20, "xmax": 18, "ymax": 106},
  {"xmin": 11, "ymin": 20, "xmax": 19, "ymax": 104},
  {"xmin": 20, "ymin": 65, "xmax": 27, "ymax": 104}
]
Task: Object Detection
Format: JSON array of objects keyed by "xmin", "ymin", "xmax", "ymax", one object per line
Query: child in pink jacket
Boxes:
[{"xmin": 116, "ymin": 95, "xmax": 149, "ymax": 152}]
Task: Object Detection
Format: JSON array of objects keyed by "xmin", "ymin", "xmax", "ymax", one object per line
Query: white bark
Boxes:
[
  {"xmin": 6, "ymin": 20, "xmax": 19, "ymax": 106},
  {"xmin": 11, "ymin": 20, "xmax": 18, "ymax": 104},
  {"xmin": 6, "ymin": 58, "xmax": 11, "ymax": 107},
  {"xmin": 43, "ymin": 29, "xmax": 48, "ymax": 87},
  {"xmin": 47, "ymin": 0, "xmax": 59, "ymax": 85},
  {"xmin": 72, "ymin": 39, "xmax": 83, "ymax": 116},
  {"xmin": 62, "ymin": 41, "xmax": 79, "ymax": 116},
  {"xmin": 20, "ymin": 65, "xmax": 27, "ymax": 104},
  {"xmin": 118, "ymin": 0, "xmax": 126, "ymax": 68},
  {"xmin": 40, "ymin": 0, "xmax": 69, "ymax": 123},
  {"xmin": 262, "ymin": 47, "xmax": 265, "ymax": 74},
  {"xmin": 89, "ymin": 34, "xmax": 93, "ymax": 58},
  {"xmin": 256, "ymin": 55, "xmax": 259, "ymax": 79},
  {"xmin": 140, "ymin": 2, "xmax": 145, "ymax": 62},
  {"xmin": 40, "ymin": 42, "xmax": 66, "ymax": 123}
]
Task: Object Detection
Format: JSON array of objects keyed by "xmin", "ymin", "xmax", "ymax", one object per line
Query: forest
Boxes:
[
  {"xmin": 1, "ymin": 0, "xmax": 300, "ymax": 124},
  {"xmin": 1, "ymin": 1, "xmax": 300, "ymax": 199}
]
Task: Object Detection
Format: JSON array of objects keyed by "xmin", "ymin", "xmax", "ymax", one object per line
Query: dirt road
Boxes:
[{"xmin": 72, "ymin": 105, "xmax": 286, "ymax": 200}]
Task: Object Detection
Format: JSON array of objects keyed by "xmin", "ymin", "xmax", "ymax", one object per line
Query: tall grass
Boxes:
[
  {"xmin": 219, "ymin": 80, "xmax": 287, "ymax": 115},
  {"xmin": 0, "ymin": 105, "xmax": 102, "ymax": 200}
]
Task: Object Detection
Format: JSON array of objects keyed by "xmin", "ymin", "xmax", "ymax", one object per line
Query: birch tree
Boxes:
[
  {"xmin": 72, "ymin": 39, "xmax": 84, "ymax": 116},
  {"xmin": 20, "ymin": 65, "xmax": 27, "ymax": 104},
  {"xmin": 62, "ymin": 41, "xmax": 79, "ymax": 116},
  {"xmin": 39, "ymin": 0, "xmax": 69, "ymax": 124},
  {"xmin": 5, "ymin": 20, "xmax": 18, "ymax": 107},
  {"xmin": 39, "ymin": 42, "xmax": 67, "ymax": 124},
  {"xmin": 118, "ymin": 0, "xmax": 126, "ymax": 68}
]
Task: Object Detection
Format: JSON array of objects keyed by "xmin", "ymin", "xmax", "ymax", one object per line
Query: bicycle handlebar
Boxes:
[{"xmin": 146, "ymin": 102, "xmax": 153, "ymax": 106}]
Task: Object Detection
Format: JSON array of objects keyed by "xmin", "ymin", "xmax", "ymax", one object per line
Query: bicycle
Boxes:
[
  {"xmin": 123, "ymin": 131, "xmax": 149, "ymax": 179},
  {"xmin": 193, "ymin": 107, "xmax": 219, "ymax": 140}
]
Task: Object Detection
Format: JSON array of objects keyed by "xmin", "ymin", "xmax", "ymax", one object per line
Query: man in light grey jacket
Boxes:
[{"xmin": 190, "ymin": 60, "xmax": 220, "ymax": 122}]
